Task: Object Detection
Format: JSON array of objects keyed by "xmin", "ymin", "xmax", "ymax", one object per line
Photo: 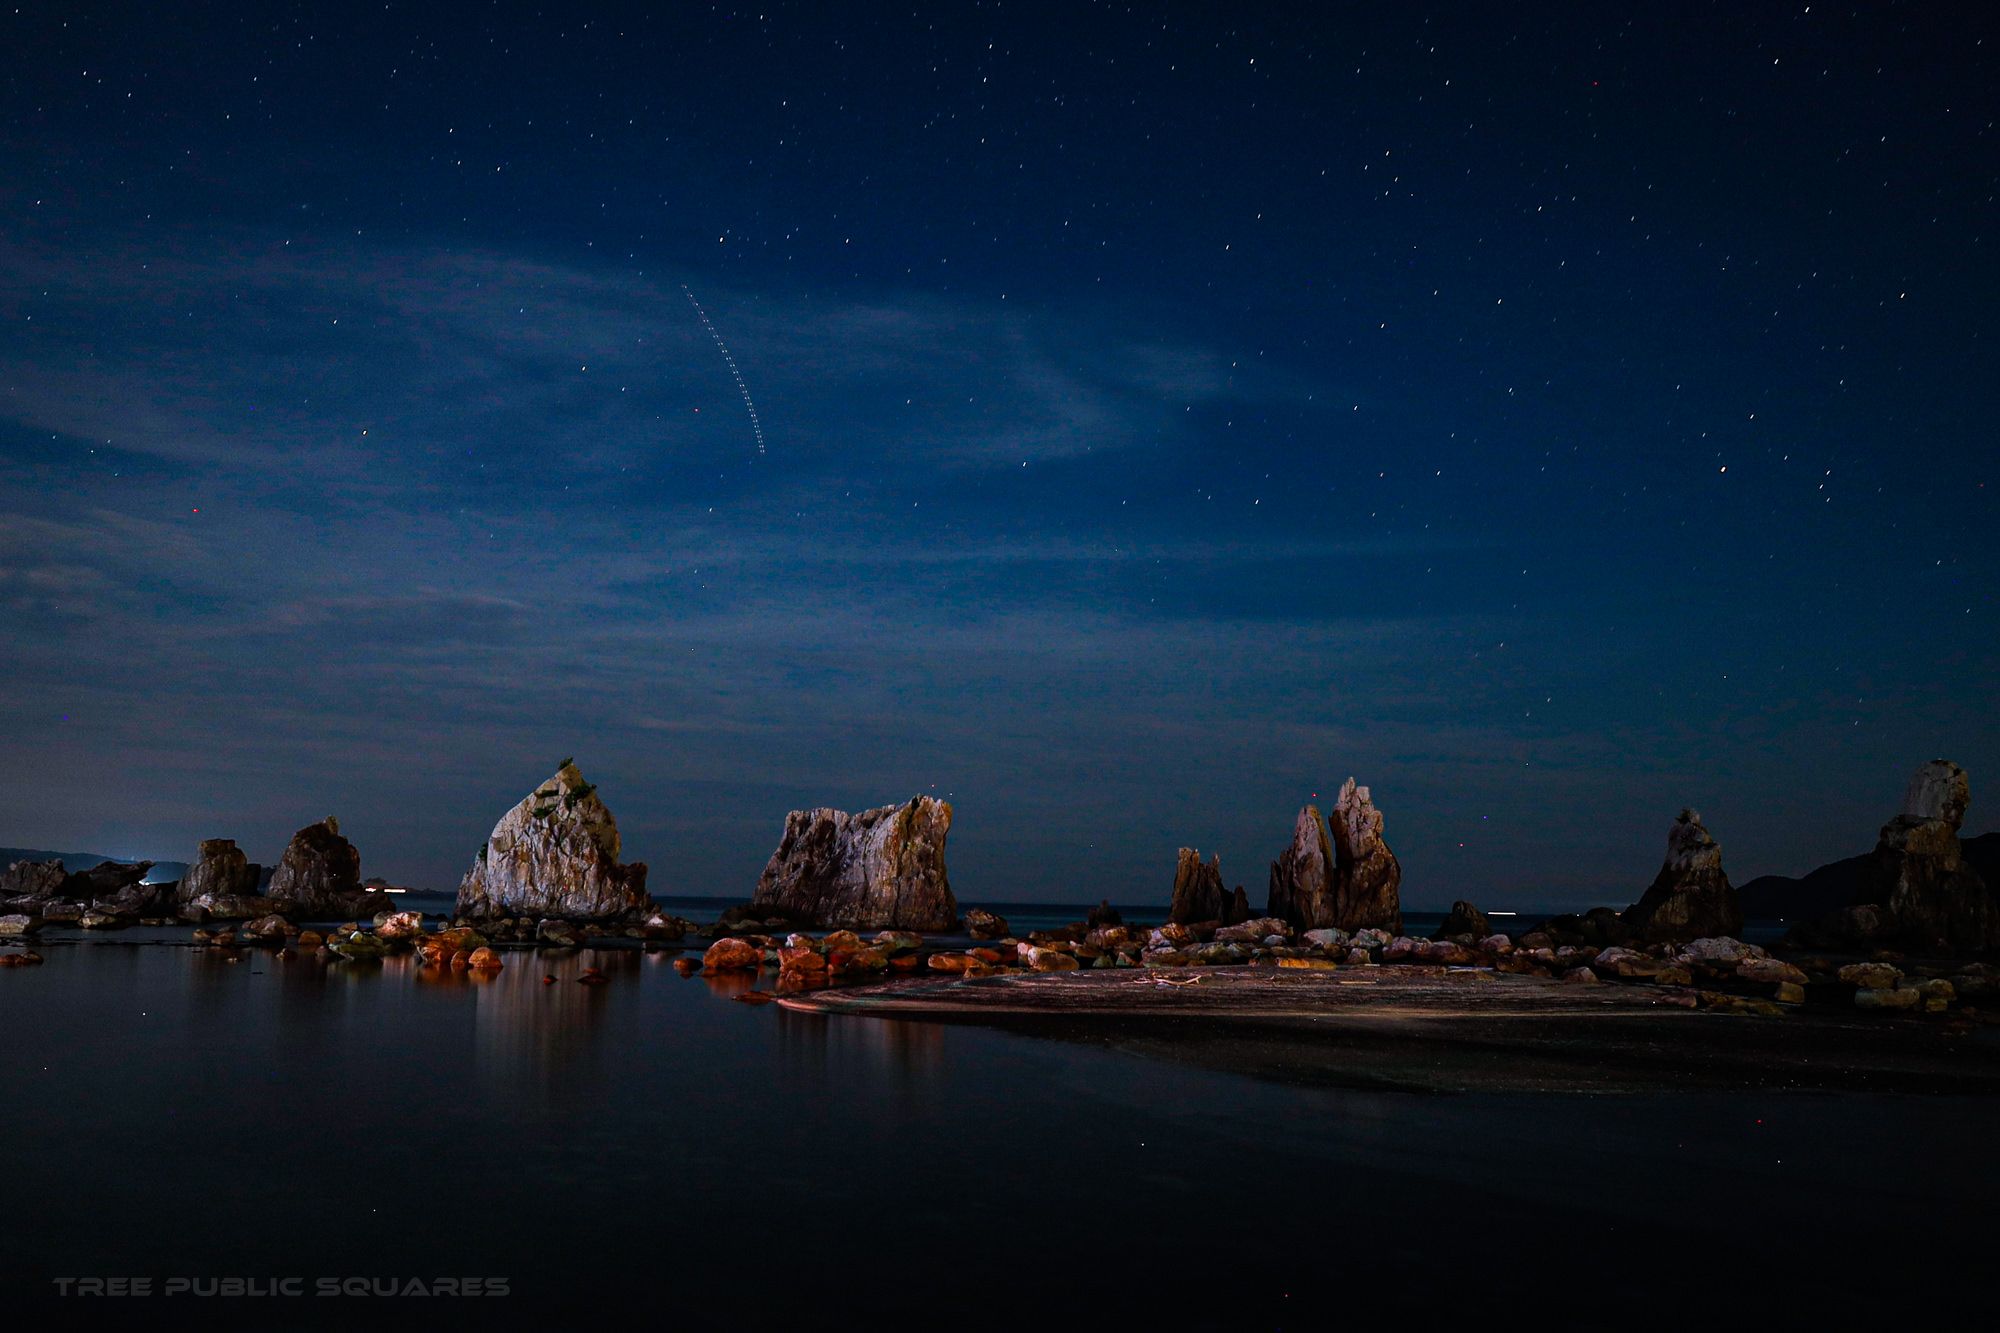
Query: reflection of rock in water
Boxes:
[
  {"xmin": 775, "ymin": 999, "xmax": 944, "ymax": 1088},
  {"xmin": 471, "ymin": 948, "xmax": 630, "ymax": 1095}
]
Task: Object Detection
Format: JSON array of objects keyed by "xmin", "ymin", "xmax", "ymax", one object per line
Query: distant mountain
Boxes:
[
  {"xmin": 0, "ymin": 847, "xmax": 189, "ymax": 884},
  {"xmin": 1739, "ymin": 830, "xmax": 2000, "ymax": 921}
]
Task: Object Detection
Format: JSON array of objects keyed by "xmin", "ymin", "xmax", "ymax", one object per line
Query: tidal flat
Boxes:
[{"xmin": 3, "ymin": 922, "xmax": 1996, "ymax": 1328}]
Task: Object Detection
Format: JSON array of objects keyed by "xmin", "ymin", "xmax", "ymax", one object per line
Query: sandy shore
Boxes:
[{"xmin": 778, "ymin": 966, "xmax": 2000, "ymax": 1093}]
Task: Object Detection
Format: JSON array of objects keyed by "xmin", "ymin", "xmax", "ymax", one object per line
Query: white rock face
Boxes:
[
  {"xmin": 1899, "ymin": 759, "xmax": 1970, "ymax": 829},
  {"xmin": 456, "ymin": 763, "xmax": 651, "ymax": 921},
  {"xmin": 749, "ymin": 797, "xmax": 956, "ymax": 930}
]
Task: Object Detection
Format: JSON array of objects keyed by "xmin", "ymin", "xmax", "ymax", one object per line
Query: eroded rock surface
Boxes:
[
  {"xmin": 1330, "ymin": 780, "xmax": 1402, "ymax": 934},
  {"xmin": 1622, "ymin": 809, "xmax": 1743, "ymax": 943},
  {"xmin": 748, "ymin": 796, "xmax": 956, "ymax": 931},
  {"xmin": 1866, "ymin": 760, "xmax": 1997, "ymax": 950},
  {"xmin": 268, "ymin": 818, "xmax": 387, "ymax": 919},
  {"xmin": 177, "ymin": 839, "xmax": 260, "ymax": 906},
  {"xmin": 1266, "ymin": 806, "xmax": 1336, "ymax": 929},
  {"xmin": 458, "ymin": 764, "xmax": 652, "ymax": 921},
  {"xmin": 1168, "ymin": 849, "xmax": 1227, "ymax": 925}
]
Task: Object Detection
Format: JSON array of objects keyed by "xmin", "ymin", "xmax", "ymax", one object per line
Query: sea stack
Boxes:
[
  {"xmin": 1168, "ymin": 848, "xmax": 1227, "ymax": 924},
  {"xmin": 1330, "ymin": 779, "xmax": 1403, "ymax": 934},
  {"xmin": 457, "ymin": 762, "xmax": 652, "ymax": 921},
  {"xmin": 749, "ymin": 796, "xmax": 956, "ymax": 930},
  {"xmin": 1269, "ymin": 782, "xmax": 1402, "ymax": 932},
  {"xmin": 269, "ymin": 818, "xmax": 388, "ymax": 919},
  {"xmin": 1622, "ymin": 809, "xmax": 1743, "ymax": 942},
  {"xmin": 1266, "ymin": 806, "xmax": 1335, "ymax": 928},
  {"xmin": 1865, "ymin": 760, "xmax": 1997, "ymax": 950},
  {"xmin": 176, "ymin": 838, "xmax": 260, "ymax": 905}
]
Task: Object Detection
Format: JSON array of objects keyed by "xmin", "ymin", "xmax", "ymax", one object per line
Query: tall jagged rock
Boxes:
[
  {"xmin": 1331, "ymin": 779, "xmax": 1403, "ymax": 933},
  {"xmin": 1865, "ymin": 760, "xmax": 1996, "ymax": 950},
  {"xmin": 1622, "ymin": 809, "xmax": 1743, "ymax": 942},
  {"xmin": 749, "ymin": 796, "xmax": 956, "ymax": 931},
  {"xmin": 176, "ymin": 838, "xmax": 260, "ymax": 905},
  {"xmin": 458, "ymin": 763, "xmax": 652, "ymax": 921},
  {"xmin": 269, "ymin": 817, "xmax": 388, "ymax": 919},
  {"xmin": 1168, "ymin": 848, "xmax": 1227, "ymax": 924},
  {"xmin": 1266, "ymin": 806, "xmax": 1336, "ymax": 929}
]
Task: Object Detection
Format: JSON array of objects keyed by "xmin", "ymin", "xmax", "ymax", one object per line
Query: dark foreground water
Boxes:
[{"xmin": 1, "ymin": 924, "xmax": 1991, "ymax": 1330}]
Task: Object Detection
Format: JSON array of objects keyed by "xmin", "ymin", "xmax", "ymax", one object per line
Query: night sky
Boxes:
[{"xmin": 3, "ymin": 3, "xmax": 1995, "ymax": 909}]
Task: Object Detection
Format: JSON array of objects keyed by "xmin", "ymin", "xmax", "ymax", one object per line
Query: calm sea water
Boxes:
[{"xmin": 0, "ymin": 909, "xmax": 1986, "ymax": 1328}]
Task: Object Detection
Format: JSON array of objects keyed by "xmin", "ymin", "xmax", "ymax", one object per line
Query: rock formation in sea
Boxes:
[
  {"xmin": 1224, "ymin": 885, "xmax": 1251, "ymax": 926},
  {"xmin": 1330, "ymin": 779, "xmax": 1403, "ymax": 934},
  {"xmin": 1266, "ymin": 806, "xmax": 1336, "ymax": 929},
  {"xmin": 1, "ymin": 856, "xmax": 164, "ymax": 917},
  {"xmin": 457, "ymin": 763, "xmax": 653, "ymax": 921},
  {"xmin": 267, "ymin": 818, "xmax": 390, "ymax": 919},
  {"xmin": 1266, "ymin": 782, "xmax": 1403, "ymax": 933},
  {"xmin": 748, "ymin": 797, "xmax": 956, "ymax": 931},
  {"xmin": 1435, "ymin": 900, "xmax": 1491, "ymax": 941},
  {"xmin": 0, "ymin": 858, "xmax": 68, "ymax": 905},
  {"xmin": 1621, "ymin": 809, "xmax": 1744, "ymax": 942},
  {"xmin": 1864, "ymin": 760, "xmax": 1998, "ymax": 950},
  {"xmin": 1168, "ymin": 849, "xmax": 1227, "ymax": 924},
  {"xmin": 176, "ymin": 838, "xmax": 260, "ymax": 905}
]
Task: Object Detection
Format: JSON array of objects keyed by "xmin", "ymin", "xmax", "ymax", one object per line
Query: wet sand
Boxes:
[{"xmin": 779, "ymin": 966, "xmax": 2000, "ymax": 1094}]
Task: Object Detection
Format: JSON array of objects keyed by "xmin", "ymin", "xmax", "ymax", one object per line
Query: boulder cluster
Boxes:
[{"xmin": 1, "ymin": 855, "xmax": 165, "ymax": 928}]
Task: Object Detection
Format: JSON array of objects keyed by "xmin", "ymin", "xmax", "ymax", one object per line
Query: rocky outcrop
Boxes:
[
  {"xmin": 1267, "ymin": 783, "xmax": 1403, "ymax": 933},
  {"xmin": 1224, "ymin": 885, "xmax": 1251, "ymax": 926},
  {"xmin": 268, "ymin": 818, "xmax": 389, "ymax": 919},
  {"xmin": 1865, "ymin": 761, "xmax": 1997, "ymax": 950},
  {"xmin": 964, "ymin": 907, "xmax": 1010, "ymax": 939},
  {"xmin": 1267, "ymin": 807, "xmax": 1336, "ymax": 929},
  {"xmin": 2, "ymin": 857, "xmax": 165, "ymax": 917},
  {"xmin": 1330, "ymin": 780, "xmax": 1402, "ymax": 933},
  {"xmin": 748, "ymin": 797, "xmax": 956, "ymax": 931},
  {"xmin": 1435, "ymin": 900, "xmax": 1491, "ymax": 941},
  {"xmin": 1168, "ymin": 849, "xmax": 1227, "ymax": 924},
  {"xmin": 176, "ymin": 839, "xmax": 261, "ymax": 905},
  {"xmin": 0, "ymin": 858, "xmax": 68, "ymax": 905},
  {"xmin": 458, "ymin": 763, "xmax": 652, "ymax": 921},
  {"xmin": 1622, "ymin": 809, "xmax": 1743, "ymax": 943}
]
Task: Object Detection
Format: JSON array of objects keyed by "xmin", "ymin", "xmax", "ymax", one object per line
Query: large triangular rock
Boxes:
[
  {"xmin": 1168, "ymin": 848, "xmax": 1227, "ymax": 924},
  {"xmin": 749, "ymin": 796, "xmax": 956, "ymax": 931},
  {"xmin": 1266, "ymin": 806, "xmax": 1336, "ymax": 928},
  {"xmin": 268, "ymin": 817, "xmax": 389, "ymax": 919},
  {"xmin": 1865, "ymin": 760, "xmax": 1997, "ymax": 950},
  {"xmin": 1331, "ymin": 779, "xmax": 1402, "ymax": 933},
  {"xmin": 1623, "ymin": 809, "xmax": 1743, "ymax": 942},
  {"xmin": 458, "ymin": 763, "xmax": 652, "ymax": 921}
]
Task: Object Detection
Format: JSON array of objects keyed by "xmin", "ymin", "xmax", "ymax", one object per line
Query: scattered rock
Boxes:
[
  {"xmin": 1838, "ymin": 962, "xmax": 1903, "ymax": 990},
  {"xmin": 458, "ymin": 764, "xmax": 652, "ymax": 921},
  {"xmin": 536, "ymin": 919, "xmax": 584, "ymax": 948},
  {"xmin": 243, "ymin": 913, "xmax": 294, "ymax": 941},
  {"xmin": 0, "ymin": 914, "xmax": 37, "ymax": 936},
  {"xmin": 374, "ymin": 910, "xmax": 425, "ymax": 941},
  {"xmin": 964, "ymin": 907, "xmax": 1010, "ymax": 939},
  {"xmin": 1562, "ymin": 966, "xmax": 1600, "ymax": 984},
  {"xmin": 1736, "ymin": 957, "xmax": 1808, "ymax": 986},
  {"xmin": 1853, "ymin": 987, "xmax": 1921, "ymax": 1011},
  {"xmin": 702, "ymin": 937, "xmax": 763, "ymax": 972}
]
